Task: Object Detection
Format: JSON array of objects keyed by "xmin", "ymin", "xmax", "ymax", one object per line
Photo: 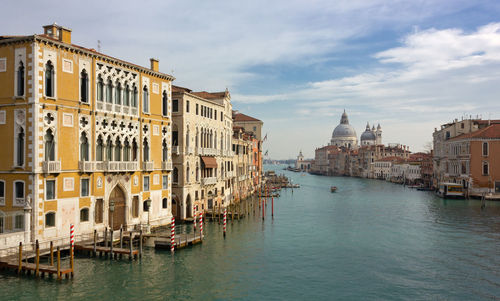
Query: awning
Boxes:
[{"xmin": 201, "ymin": 156, "xmax": 218, "ymax": 168}]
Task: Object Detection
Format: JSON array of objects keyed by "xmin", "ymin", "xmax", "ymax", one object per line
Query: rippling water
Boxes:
[{"xmin": 2, "ymin": 165, "xmax": 500, "ymax": 300}]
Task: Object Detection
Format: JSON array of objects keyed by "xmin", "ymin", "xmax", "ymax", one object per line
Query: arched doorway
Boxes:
[
  {"xmin": 109, "ymin": 185, "xmax": 126, "ymax": 230},
  {"xmin": 186, "ymin": 194, "xmax": 192, "ymax": 218},
  {"xmin": 172, "ymin": 194, "xmax": 180, "ymax": 219}
]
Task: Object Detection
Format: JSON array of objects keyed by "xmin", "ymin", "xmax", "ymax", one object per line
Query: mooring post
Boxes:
[
  {"xmin": 50, "ymin": 241, "xmax": 54, "ymax": 266},
  {"xmin": 110, "ymin": 230, "xmax": 114, "ymax": 259},
  {"xmin": 56, "ymin": 247, "xmax": 61, "ymax": 280},
  {"xmin": 139, "ymin": 229, "xmax": 143, "ymax": 258},
  {"xmin": 223, "ymin": 208, "xmax": 227, "ymax": 238},
  {"xmin": 120, "ymin": 226, "xmax": 123, "ymax": 249},
  {"xmin": 199, "ymin": 212, "xmax": 203, "ymax": 241},
  {"xmin": 272, "ymin": 195, "xmax": 274, "ymax": 218},
  {"xmin": 262, "ymin": 196, "xmax": 265, "ymax": 221},
  {"xmin": 93, "ymin": 230, "xmax": 97, "ymax": 257},
  {"xmin": 35, "ymin": 239, "xmax": 40, "ymax": 277},
  {"xmin": 18, "ymin": 242, "xmax": 22, "ymax": 274},
  {"xmin": 129, "ymin": 232, "xmax": 133, "ymax": 260},
  {"xmin": 170, "ymin": 216, "xmax": 175, "ymax": 253},
  {"xmin": 104, "ymin": 227, "xmax": 108, "ymax": 247}
]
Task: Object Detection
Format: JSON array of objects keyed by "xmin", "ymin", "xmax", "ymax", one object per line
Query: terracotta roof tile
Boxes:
[
  {"xmin": 233, "ymin": 112, "xmax": 261, "ymax": 122},
  {"xmin": 191, "ymin": 91, "xmax": 227, "ymax": 100},
  {"xmin": 450, "ymin": 124, "xmax": 500, "ymax": 141}
]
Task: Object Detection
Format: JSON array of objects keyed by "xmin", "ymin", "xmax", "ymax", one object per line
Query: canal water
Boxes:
[{"xmin": 2, "ymin": 165, "xmax": 500, "ymax": 300}]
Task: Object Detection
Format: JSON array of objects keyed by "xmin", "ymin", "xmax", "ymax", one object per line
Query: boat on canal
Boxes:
[
  {"xmin": 331, "ymin": 186, "xmax": 337, "ymax": 193},
  {"xmin": 436, "ymin": 182, "xmax": 465, "ymax": 199}
]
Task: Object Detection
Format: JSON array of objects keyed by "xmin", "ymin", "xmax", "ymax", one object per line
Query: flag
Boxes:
[
  {"xmin": 265, "ymin": 150, "xmax": 269, "ymax": 156},
  {"xmin": 263, "ymin": 133, "xmax": 267, "ymax": 142}
]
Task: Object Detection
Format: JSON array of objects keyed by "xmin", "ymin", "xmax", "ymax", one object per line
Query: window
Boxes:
[
  {"xmin": 17, "ymin": 61, "xmax": 24, "ymax": 96},
  {"xmin": 0, "ymin": 180, "xmax": 4, "ymax": 204},
  {"xmin": 143, "ymin": 201, "xmax": 149, "ymax": 211},
  {"xmin": 114, "ymin": 138, "xmax": 122, "ymax": 161},
  {"xmin": 95, "ymin": 199, "xmax": 103, "ymax": 223},
  {"xmin": 46, "ymin": 180, "xmax": 55, "ymax": 200},
  {"xmin": 173, "ymin": 99, "xmax": 178, "ymax": 112},
  {"xmin": 80, "ymin": 208, "xmax": 89, "ymax": 222},
  {"xmin": 14, "ymin": 214, "xmax": 23, "ymax": 230},
  {"xmin": 132, "ymin": 196, "xmax": 139, "ymax": 218},
  {"xmin": 16, "ymin": 127, "xmax": 24, "ymax": 166},
  {"xmin": 162, "ymin": 140, "xmax": 168, "ymax": 161},
  {"xmin": 115, "ymin": 81, "xmax": 122, "ymax": 105},
  {"xmin": 186, "ymin": 100, "xmax": 190, "ymax": 113},
  {"xmin": 124, "ymin": 83, "xmax": 130, "ymax": 106},
  {"xmin": 173, "ymin": 167, "xmax": 179, "ymax": 184},
  {"xmin": 196, "ymin": 104, "xmax": 199, "ymax": 115},
  {"xmin": 132, "ymin": 86, "xmax": 138, "ymax": 108},
  {"xmin": 132, "ymin": 139, "xmax": 138, "ymax": 161},
  {"xmin": 45, "ymin": 61, "xmax": 54, "ymax": 97},
  {"xmin": 123, "ymin": 139, "xmax": 130, "ymax": 161},
  {"xmin": 80, "ymin": 132, "xmax": 89, "ymax": 161},
  {"xmin": 45, "ymin": 212, "xmax": 55, "ymax": 227},
  {"xmin": 143, "ymin": 138, "xmax": 149, "ymax": 162},
  {"xmin": 97, "ymin": 76, "xmax": 104, "ymax": 101},
  {"xmin": 221, "ymin": 112, "xmax": 223, "ymax": 121},
  {"xmin": 483, "ymin": 162, "xmax": 489, "ymax": 175},
  {"xmin": 253, "ymin": 126, "xmax": 257, "ymax": 131},
  {"xmin": 143, "ymin": 85, "xmax": 149, "ymax": 113},
  {"xmin": 45, "ymin": 129, "xmax": 55, "ymax": 161},
  {"xmin": 483, "ymin": 142, "xmax": 488, "ymax": 156},
  {"xmin": 162, "ymin": 175, "xmax": 168, "ymax": 189},
  {"xmin": 143, "ymin": 176, "xmax": 150, "ymax": 191},
  {"xmin": 106, "ymin": 78, "xmax": 112, "ymax": 103},
  {"xmin": 162, "ymin": 198, "xmax": 168, "ymax": 209},
  {"xmin": 96, "ymin": 136, "xmax": 103, "ymax": 161},
  {"xmin": 214, "ymin": 110, "xmax": 217, "ymax": 120},
  {"xmin": 81, "ymin": 178, "xmax": 89, "ymax": 197},
  {"xmin": 80, "ymin": 69, "xmax": 89, "ymax": 102},
  {"xmin": 106, "ymin": 136, "xmax": 112, "ymax": 161},
  {"xmin": 162, "ymin": 91, "xmax": 168, "ymax": 116},
  {"xmin": 186, "ymin": 165, "xmax": 190, "ymax": 183}
]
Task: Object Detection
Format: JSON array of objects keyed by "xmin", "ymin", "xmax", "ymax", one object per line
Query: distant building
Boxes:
[
  {"xmin": 295, "ymin": 150, "xmax": 312, "ymax": 172},
  {"xmin": 330, "ymin": 110, "xmax": 358, "ymax": 149}
]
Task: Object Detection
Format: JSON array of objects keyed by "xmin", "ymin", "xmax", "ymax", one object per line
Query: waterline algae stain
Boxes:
[{"xmin": 2, "ymin": 165, "xmax": 500, "ymax": 300}]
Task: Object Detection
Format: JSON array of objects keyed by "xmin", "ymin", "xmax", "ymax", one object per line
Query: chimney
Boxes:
[
  {"xmin": 43, "ymin": 23, "xmax": 72, "ymax": 44},
  {"xmin": 150, "ymin": 58, "xmax": 159, "ymax": 72}
]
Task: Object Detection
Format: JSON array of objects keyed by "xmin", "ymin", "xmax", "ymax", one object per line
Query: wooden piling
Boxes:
[
  {"xmin": 110, "ymin": 230, "xmax": 114, "ymax": 259},
  {"xmin": 56, "ymin": 247, "xmax": 61, "ymax": 280},
  {"xmin": 70, "ymin": 246, "xmax": 74, "ymax": 278},
  {"xmin": 50, "ymin": 241, "xmax": 54, "ymax": 265},
  {"xmin": 93, "ymin": 230, "xmax": 97, "ymax": 257},
  {"xmin": 120, "ymin": 226, "xmax": 123, "ymax": 249},
  {"xmin": 272, "ymin": 196, "xmax": 274, "ymax": 218},
  {"xmin": 104, "ymin": 227, "xmax": 108, "ymax": 247},
  {"xmin": 18, "ymin": 242, "xmax": 22, "ymax": 274},
  {"xmin": 139, "ymin": 230, "xmax": 143, "ymax": 258},
  {"xmin": 35, "ymin": 240, "xmax": 40, "ymax": 277},
  {"xmin": 129, "ymin": 232, "xmax": 133, "ymax": 260}
]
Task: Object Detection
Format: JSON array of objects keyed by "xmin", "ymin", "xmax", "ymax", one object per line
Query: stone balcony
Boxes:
[
  {"xmin": 238, "ymin": 175, "xmax": 247, "ymax": 181},
  {"xmin": 226, "ymin": 171, "xmax": 235, "ymax": 178},
  {"xmin": 96, "ymin": 101, "xmax": 138, "ymax": 116},
  {"xmin": 162, "ymin": 161, "xmax": 173, "ymax": 170},
  {"xmin": 187, "ymin": 146, "xmax": 194, "ymax": 155},
  {"xmin": 199, "ymin": 148, "xmax": 218, "ymax": 156},
  {"xmin": 42, "ymin": 160, "xmax": 61, "ymax": 174},
  {"xmin": 142, "ymin": 161, "xmax": 154, "ymax": 171},
  {"xmin": 201, "ymin": 177, "xmax": 217, "ymax": 185},
  {"xmin": 172, "ymin": 146, "xmax": 180, "ymax": 155},
  {"xmin": 94, "ymin": 161, "xmax": 139, "ymax": 172},
  {"xmin": 78, "ymin": 161, "xmax": 94, "ymax": 173}
]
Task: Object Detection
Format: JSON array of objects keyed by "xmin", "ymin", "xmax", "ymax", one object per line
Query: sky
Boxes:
[{"xmin": 4, "ymin": 0, "xmax": 500, "ymax": 159}]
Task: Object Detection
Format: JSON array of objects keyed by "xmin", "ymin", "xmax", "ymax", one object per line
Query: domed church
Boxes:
[
  {"xmin": 330, "ymin": 110, "xmax": 358, "ymax": 149},
  {"xmin": 360, "ymin": 122, "xmax": 382, "ymax": 146}
]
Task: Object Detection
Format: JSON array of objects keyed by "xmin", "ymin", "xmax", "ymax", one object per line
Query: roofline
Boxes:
[
  {"xmin": 0, "ymin": 35, "xmax": 175, "ymax": 81},
  {"xmin": 172, "ymin": 89, "xmax": 226, "ymax": 107}
]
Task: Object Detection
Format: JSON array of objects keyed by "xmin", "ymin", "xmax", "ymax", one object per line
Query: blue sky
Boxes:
[{"xmin": 4, "ymin": 0, "xmax": 500, "ymax": 158}]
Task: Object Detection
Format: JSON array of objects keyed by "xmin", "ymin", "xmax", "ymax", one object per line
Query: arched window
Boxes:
[
  {"xmin": 186, "ymin": 164, "xmax": 190, "ymax": 183},
  {"xmin": 106, "ymin": 78, "xmax": 113, "ymax": 103},
  {"xmin": 173, "ymin": 167, "xmax": 179, "ymax": 183},
  {"xmin": 132, "ymin": 139, "xmax": 138, "ymax": 161},
  {"xmin": 44, "ymin": 129, "xmax": 55, "ymax": 161},
  {"xmin": 132, "ymin": 85, "xmax": 138, "ymax": 108},
  {"xmin": 45, "ymin": 212, "xmax": 55, "ymax": 227},
  {"xmin": 106, "ymin": 136, "xmax": 113, "ymax": 161},
  {"xmin": 97, "ymin": 76, "xmax": 104, "ymax": 101},
  {"xmin": 186, "ymin": 129, "xmax": 190, "ymax": 148},
  {"xmin": 196, "ymin": 162, "xmax": 199, "ymax": 182},
  {"xmin": 114, "ymin": 138, "xmax": 122, "ymax": 161},
  {"xmin": 17, "ymin": 61, "xmax": 24, "ymax": 96},
  {"xmin": 162, "ymin": 198, "xmax": 168, "ymax": 209},
  {"xmin": 162, "ymin": 91, "xmax": 168, "ymax": 116},
  {"xmin": 96, "ymin": 135, "xmax": 103, "ymax": 161},
  {"xmin": 80, "ymin": 132, "xmax": 89, "ymax": 161},
  {"xmin": 80, "ymin": 69, "xmax": 89, "ymax": 102},
  {"xmin": 45, "ymin": 61, "xmax": 54, "ymax": 97},
  {"xmin": 80, "ymin": 208, "xmax": 89, "ymax": 222},
  {"xmin": 143, "ymin": 138, "xmax": 149, "ymax": 162},
  {"xmin": 143, "ymin": 85, "xmax": 149, "ymax": 113},
  {"xmin": 16, "ymin": 127, "xmax": 24, "ymax": 166},
  {"xmin": 124, "ymin": 83, "xmax": 130, "ymax": 106},
  {"xmin": 115, "ymin": 81, "xmax": 121, "ymax": 105},
  {"xmin": 196, "ymin": 129, "xmax": 199, "ymax": 148},
  {"xmin": 123, "ymin": 139, "xmax": 130, "ymax": 161},
  {"xmin": 162, "ymin": 139, "xmax": 168, "ymax": 161}
]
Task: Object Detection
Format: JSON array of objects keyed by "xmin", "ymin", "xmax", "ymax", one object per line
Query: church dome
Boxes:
[
  {"xmin": 332, "ymin": 124, "xmax": 357, "ymax": 138},
  {"xmin": 330, "ymin": 110, "xmax": 358, "ymax": 148},
  {"xmin": 361, "ymin": 130, "xmax": 376, "ymax": 141}
]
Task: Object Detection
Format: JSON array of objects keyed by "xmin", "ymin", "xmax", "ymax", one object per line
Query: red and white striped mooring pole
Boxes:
[
  {"xmin": 70, "ymin": 223, "xmax": 75, "ymax": 248},
  {"xmin": 223, "ymin": 208, "xmax": 227, "ymax": 238},
  {"xmin": 193, "ymin": 206, "xmax": 197, "ymax": 231},
  {"xmin": 199, "ymin": 211, "xmax": 203, "ymax": 239},
  {"xmin": 170, "ymin": 216, "xmax": 175, "ymax": 253}
]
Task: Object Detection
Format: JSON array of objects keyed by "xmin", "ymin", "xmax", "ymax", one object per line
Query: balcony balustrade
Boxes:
[
  {"xmin": 96, "ymin": 101, "xmax": 139, "ymax": 116},
  {"xmin": 201, "ymin": 177, "xmax": 217, "ymax": 185},
  {"xmin": 78, "ymin": 161, "xmax": 95, "ymax": 173},
  {"xmin": 42, "ymin": 160, "xmax": 61, "ymax": 174},
  {"xmin": 238, "ymin": 175, "xmax": 247, "ymax": 181},
  {"xmin": 187, "ymin": 146, "xmax": 194, "ymax": 155},
  {"xmin": 172, "ymin": 146, "xmax": 180, "ymax": 155},
  {"xmin": 162, "ymin": 161, "xmax": 173, "ymax": 170},
  {"xmin": 142, "ymin": 161, "xmax": 154, "ymax": 171},
  {"xmin": 94, "ymin": 161, "xmax": 138, "ymax": 172}
]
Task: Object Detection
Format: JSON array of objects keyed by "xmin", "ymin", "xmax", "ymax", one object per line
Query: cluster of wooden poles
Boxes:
[{"xmin": 74, "ymin": 228, "xmax": 142, "ymax": 260}]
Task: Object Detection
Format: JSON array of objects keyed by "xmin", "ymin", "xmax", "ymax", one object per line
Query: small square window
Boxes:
[
  {"xmin": 46, "ymin": 180, "xmax": 55, "ymax": 200},
  {"xmin": 81, "ymin": 178, "xmax": 89, "ymax": 197},
  {"xmin": 45, "ymin": 212, "xmax": 55, "ymax": 227},
  {"xmin": 80, "ymin": 208, "xmax": 89, "ymax": 222}
]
